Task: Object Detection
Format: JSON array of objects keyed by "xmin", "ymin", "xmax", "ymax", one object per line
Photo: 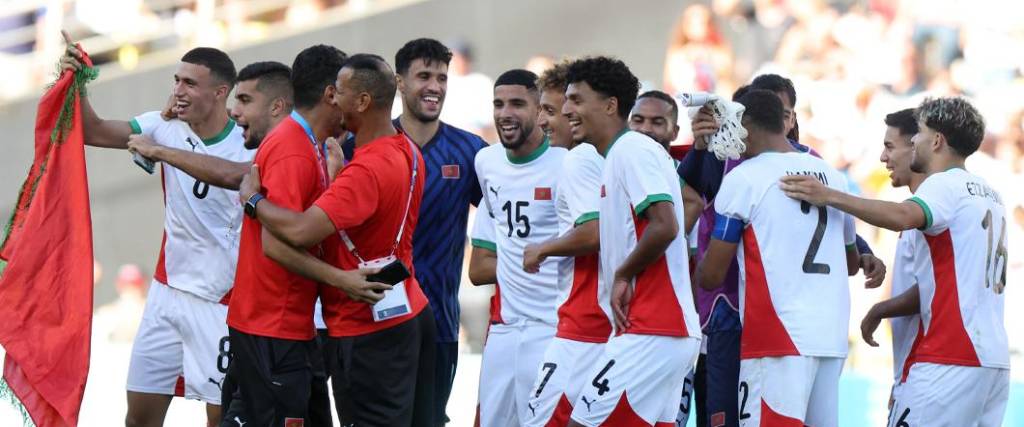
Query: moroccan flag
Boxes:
[{"xmin": 0, "ymin": 47, "xmax": 97, "ymax": 426}]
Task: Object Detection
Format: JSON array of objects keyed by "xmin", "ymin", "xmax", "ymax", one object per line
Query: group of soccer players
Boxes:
[{"xmin": 57, "ymin": 26, "xmax": 1009, "ymax": 427}]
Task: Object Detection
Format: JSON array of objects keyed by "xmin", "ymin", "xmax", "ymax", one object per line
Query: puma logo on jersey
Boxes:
[
  {"xmin": 528, "ymin": 402, "xmax": 537, "ymax": 417},
  {"xmin": 187, "ymin": 137, "xmax": 198, "ymax": 151},
  {"xmin": 208, "ymin": 377, "xmax": 224, "ymax": 391},
  {"xmin": 489, "ymin": 186, "xmax": 499, "ymax": 197},
  {"xmin": 233, "ymin": 416, "xmax": 246, "ymax": 426},
  {"xmin": 581, "ymin": 395, "xmax": 595, "ymax": 412}
]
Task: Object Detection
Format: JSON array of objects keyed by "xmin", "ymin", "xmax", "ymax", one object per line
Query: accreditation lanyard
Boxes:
[
  {"xmin": 290, "ymin": 111, "xmax": 329, "ymax": 188},
  {"xmin": 339, "ymin": 135, "xmax": 419, "ymax": 264}
]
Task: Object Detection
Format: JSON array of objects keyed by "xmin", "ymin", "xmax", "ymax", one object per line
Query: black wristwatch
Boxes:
[{"xmin": 244, "ymin": 193, "xmax": 265, "ymax": 218}]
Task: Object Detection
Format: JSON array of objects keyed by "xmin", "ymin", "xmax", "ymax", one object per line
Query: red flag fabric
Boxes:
[{"xmin": 0, "ymin": 49, "xmax": 96, "ymax": 426}]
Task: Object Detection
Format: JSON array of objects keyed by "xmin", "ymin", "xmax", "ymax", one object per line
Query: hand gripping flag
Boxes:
[{"xmin": 0, "ymin": 47, "xmax": 97, "ymax": 426}]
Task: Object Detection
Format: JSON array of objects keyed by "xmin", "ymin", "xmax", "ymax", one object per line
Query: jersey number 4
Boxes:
[
  {"xmin": 502, "ymin": 200, "xmax": 531, "ymax": 237},
  {"xmin": 800, "ymin": 201, "xmax": 830, "ymax": 275}
]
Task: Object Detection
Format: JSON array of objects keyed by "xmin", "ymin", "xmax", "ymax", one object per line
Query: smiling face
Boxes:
[
  {"xmin": 562, "ymin": 81, "xmax": 611, "ymax": 144},
  {"xmin": 171, "ymin": 62, "xmax": 226, "ymax": 124},
  {"xmin": 493, "ymin": 84, "xmax": 539, "ymax": 151},
  {"xmin": 629, "ymin": 97, "xmax": 678, "ymax": 148},
  {"xmin": 538, "ymin": 88, "xmax": 572, "ymax": 148},
  {"xmin": 230, "ymin": 79, "xmax": 273, "ymax": 149},
  {"xmin": 880, "ymin": 126, "xmax": 915, "ymax": 187},
  {"xmin": 398, "ymin": 58, "xmax": 447, "ymax": 122}
]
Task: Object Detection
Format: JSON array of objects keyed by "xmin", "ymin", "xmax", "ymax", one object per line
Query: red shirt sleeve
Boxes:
[
  {"xmin": 314, "ymin": 161, "xmax": 379, "ymax": 231},
  {"xmin": 262, "ymin": 154, "xmax": 320, "ymax": 210}
]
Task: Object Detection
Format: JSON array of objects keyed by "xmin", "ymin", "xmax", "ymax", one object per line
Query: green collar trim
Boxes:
[
  {"xmin": 507, "ymin": 136, "xmax": 550, "ymax": 164},
  {"xmin": 201, "ymin": 119, "xmax": 236, "ymax": 146},
  {"xmin": 602, "ymin": 127, "xmax": 630, "ymax": 157}
]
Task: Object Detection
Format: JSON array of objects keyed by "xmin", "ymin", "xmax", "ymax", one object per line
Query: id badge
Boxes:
[{"xmin": 360, "ymin": 256, "xmax": 411, "ymax": 322}]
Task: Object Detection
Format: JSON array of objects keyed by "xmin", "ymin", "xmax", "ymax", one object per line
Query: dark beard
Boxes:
[
  {"xmin": 499, "ymin": 124, "xmax": 534, "ymax": 151},
  {"xmin": 243, "ymin": 131, "xmax": 262, "ymax": 149},
  {"xmin": 404, "ymin": 95, "xmax": 441, "ymax": 123},
  {"xmin": 909, "ymin": 156, "xmax": 926, "ymax": 173}
]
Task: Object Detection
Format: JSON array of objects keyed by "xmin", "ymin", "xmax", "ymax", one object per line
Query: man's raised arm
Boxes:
[
  {"xmin": 61, "ymin": 30, "xmax": 132, "ymax": 149},
  {"xmin": 127, "ymin": 135, "xmax": 250, "ymax": 189}
]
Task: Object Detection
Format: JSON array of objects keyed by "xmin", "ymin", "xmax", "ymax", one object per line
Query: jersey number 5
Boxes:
[
  {"xmin": 800, "ymin": 201, "xmax": 830, "ymax": 274},
  {"xmin": 502, "ymin": 200, "xmax": 531, "ymax": 237}
]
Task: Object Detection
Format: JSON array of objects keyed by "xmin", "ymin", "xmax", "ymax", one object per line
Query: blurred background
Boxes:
[{"xmin": 0, "ymin": 0, "xmax": 1022, "ymax": 425}]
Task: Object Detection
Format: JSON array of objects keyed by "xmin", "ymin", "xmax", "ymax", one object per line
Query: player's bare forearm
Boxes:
[
  {"xmin": 152, "ymin": 146, "xmax": 250, "ymax": 190},
  {"xmin": 469, "ymin": 246, "xmax": 498, "ymax": 285},
  {"xmin": 682, "ymin": 185, "xmax": 704, "ymax": 235},
  {"xmin": 255, "ymin": 202, "xmax": 335, "ymax": 249},
  {"xmin": 615, "ymin": 202, "xmax": 678, "ymax": 281},
  {"xmin": 782, "ymin": 175, "xmax": 925, "ymax": 231},
  {"xmin": 697, "ymin": 238, "xmax": 738, "ymax": 289},
  {"xmin": 868, "ymin": 285, "xmax": 921, "ymax": 319},
  {"xmin": 826, "ymin": 192, "xmax": 926, "ymax": 232},
  {"xmin": 80, "ymin": 95, "xmax": 132, "ymax": 149},
  {"xmin": 261, "ymin": 228, "xmax": 337, "ymax": 285},
  {"xmin": 541, "ymin": 220, "xmax": 599, "ymax": 257}
]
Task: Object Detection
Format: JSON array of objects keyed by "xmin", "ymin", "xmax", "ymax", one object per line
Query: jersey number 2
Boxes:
[
  {"xmin": 502, "ymin": 201, "xmax": 531, "ymax": 237},
  {"xmin": 800, "ymin": 201, "xmax": 830, "ymax": 274}
]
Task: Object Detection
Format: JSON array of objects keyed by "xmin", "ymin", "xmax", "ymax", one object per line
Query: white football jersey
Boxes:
[
  {"xmin": 473, "ymin": 139, "xmax": 566, "ymax": 326},
  {"xmin": 131, "ymin": 111, "xmax": 254, "ymax": 303},
  {"xmin": 553, "ymin": 143, "xmax": 611, "ymax": 342},
  {"xmin": 890, "ymin": 230, "xmax": 921, "ymax": 381},
  {"xmin": 715, "ymin": 152, "xmax": 855, "ymax": 358},
  {"xmin": 907, "ymin": 168, "xmax": 1009, "ymax": 369},
  {"xmin": 599, "ymin": 130, "xmax": 699, "ymax": 338}
]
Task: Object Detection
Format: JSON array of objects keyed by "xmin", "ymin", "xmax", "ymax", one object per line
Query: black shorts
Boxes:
[
  {"xmin": 328, "ymin": 306, "xmax": 437, "ymax": 427},
  {"xmin": 224, "ymin": 327, "xmax": 316, "ymax": 426},
  {"xmin": 309, "ymin": 329, "xmax": 333, "ymax": 427}
]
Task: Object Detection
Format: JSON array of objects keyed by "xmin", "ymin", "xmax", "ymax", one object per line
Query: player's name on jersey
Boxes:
[
  {"xmin": 965, "ymin": 181, "xmax": 1003, "ymax": 204},
  {"xmin": 784, "ymin": 170, "xmax": 829, "ymax": 186}
]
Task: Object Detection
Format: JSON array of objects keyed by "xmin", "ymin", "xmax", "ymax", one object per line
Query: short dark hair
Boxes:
[
  {"xmin": 884, "ymin": 108, "xmax": 919, "ymax": 139},
  {"xmin": 237, "ymin": 61, "xmax": 293, "ymax": 102},
  {"xmin": 291, "ymin": 44, "xmax": 348, "ymax": 109},
  {"xmin": 637, "ymin": 90, "xmax": 679, "ymax": 122},
  {"xmin": 394, "ymin": 38, "xmax": 452, "ymax": 76},
  {"xmin": 565, "ymin": 56, "xmax": 639, "ymax": 120},
  {"xmin": 916, "ymin": 97, "xmax": 985, "ymax": 157},
  {"xmin": 750, "ymin": 73, "xmax": 796, "ymax": 107},
  {"xmin": 537, "ymin": 60, "xmax": 570, "ymax": 93},
  {"xmin": 737, "ymin": 89, "xmax": 785, "ymax": 134},
  {"xmin": 731, "ymin": 84, "xmax": 750, "ymax": 102},
  {"xmin": 495, "ymin": 69, "xmax": 538, "ymax": 91},
  {"xmin": 181, "ymin": 47, "xmax": 236, "ymax": 86},
  {"xmin": 342, "ymin": 53, "xmax": 397, "ymax": 110}
]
